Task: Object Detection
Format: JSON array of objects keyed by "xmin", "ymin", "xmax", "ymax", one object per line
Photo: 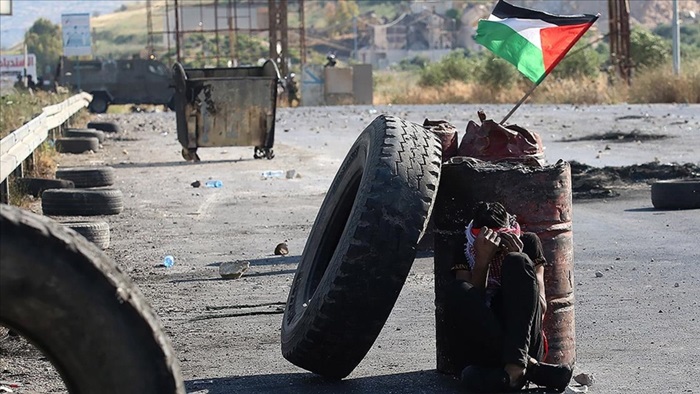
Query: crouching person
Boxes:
[{"xmin": 448, "ymin": 201, "xmax": 573, "ymax": 392}]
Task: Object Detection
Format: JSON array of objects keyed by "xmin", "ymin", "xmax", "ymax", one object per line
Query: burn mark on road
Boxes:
[
  {"xmin": 560, "ymin": 130, "xmax": 670, "ymax": 143},
  {"xmin": 571, "ymin": 161, "xmax": 699, "ymax": 199}
]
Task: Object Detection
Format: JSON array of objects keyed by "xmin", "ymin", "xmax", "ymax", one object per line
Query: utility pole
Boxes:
[
  {"xmin": 608, "ymin": 0, "xmax": 631, "ymax": 84},
  {"xmin": 146, "ymin": 0, "xmax": 154, "ymax": 58},
  {"xmin": 672, "ymin": 0, "xmax": 681, "ymax": 75},
  {"xmin": 174, "ymin": 0, "xmax": 181, "ymax": 63},
  {"xmin": 353, "ymin": 16, "xmax": 358, "ymax": 62},
  {"xmin": 268, "ymin": 0, "xmax": 289, "ymax": 78}
]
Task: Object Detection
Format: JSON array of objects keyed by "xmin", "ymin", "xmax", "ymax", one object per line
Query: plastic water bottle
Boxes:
[
  {"xmin": 163, "ymin": 255, "xmax": 174, "ymax": 268},
  {"xmin": 261, "ymin": 170, "xmax": 285, "ymax": 179},
  {"xmin": 205, "ymin": 180, "xmax": 223, "ymax": 188}
]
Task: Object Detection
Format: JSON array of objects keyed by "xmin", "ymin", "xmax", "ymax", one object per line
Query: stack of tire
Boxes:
[
  {"xmin": 54, "ymin": 121, "xmax": 121, "ymax": 154},
  {"xmin": 40, "ymin": 166, "xmax": 122, "ymax": 250},
  {"xmin": 54, "ymin": 127, "xmax": 105, "ymax": 154},
  {"xmin": 43, "ymin": 121, "xmax": 123, "ymax": 249}
]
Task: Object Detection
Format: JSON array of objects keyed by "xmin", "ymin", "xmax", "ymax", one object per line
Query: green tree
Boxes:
[
  {"xmin": 324, "ymin": 0, "xmax": 359, "ymax": 37},
  {"xmin": 418, "ymin": 50, "xmax": 475, "ymax": 86},
  {"xmin": 476, "ymin": 53, "xmax": 517, "ymax": 90},
  {"xmin": 551, "ymin": 39, "xmax": 601, "ymax": 79},
  {"xmin": 630, "ymin": 28, "xmax": 670, "ymax": 70},
  {"xmin": 24, "ymin": 18, "xmax": 63, "ymax": 76}
]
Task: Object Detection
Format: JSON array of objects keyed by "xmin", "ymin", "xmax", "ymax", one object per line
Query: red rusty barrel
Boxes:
[{"xmin": 433, "ymin": 157, "xmax": 574, "ymax": 375}]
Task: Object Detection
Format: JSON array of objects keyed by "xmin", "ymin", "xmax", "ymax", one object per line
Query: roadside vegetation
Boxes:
[
  {"xmin": 1, "ymin": 90, "xmax": 90, "ymax": 207},
  {"xmin": 0, "ymin": 90, "xmax": 73, "ymax": 138},
  {"xmin": 375, "ymin": 26, "xmax": 700, "ymax": 105}
]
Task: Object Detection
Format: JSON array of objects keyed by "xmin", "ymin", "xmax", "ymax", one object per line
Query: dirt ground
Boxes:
[{"xmin": 1, "ymin": 103, "xmax": 698, "ymax": 394}]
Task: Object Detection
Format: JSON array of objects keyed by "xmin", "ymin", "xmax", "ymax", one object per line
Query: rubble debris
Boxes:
[
  {"xmin": 574, "ymin": 372, "xmax": 596, "ymax": 386},
  {"xmin": 191, "ymin": 180, "xmax": 201, "ymax": 188},
  {"xmin": 275, "ymin": 242, "xmax": 289, "ymax": 256},
  {"xmin": 422, "ymin": 119, "xmax": 459, "ymax": 161},
  {"xmin": 595, "ymin": 271, "xmax": 604, "ymax": 278},
  {"xmin": 219, "ymin": 260, "xmax": 250, "ymax": 279},
  {"xmin": 564, "ymin": 385, "xmax": 588, "ymax": 393},
  {"xmin": 458, "ymin": 110, "xmax": 545, "ymax": 166}
]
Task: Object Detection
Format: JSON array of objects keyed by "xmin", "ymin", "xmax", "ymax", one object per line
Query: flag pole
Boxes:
[{"xmin": 500, "ymin": 80, "xmax": 541, "ymax": 125}]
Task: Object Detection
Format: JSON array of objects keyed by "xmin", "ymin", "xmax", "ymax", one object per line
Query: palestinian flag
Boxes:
[{"xmin": 475, "ymin": 0, "xmax": 599, "ymax": 84}]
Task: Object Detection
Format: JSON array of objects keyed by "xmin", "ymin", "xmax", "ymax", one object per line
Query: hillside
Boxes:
[
  {"xmin": 91, "ymin": 2, "xmax": 151, "ymax": 58},
  {"xmin": 0, "ymin": 1, "xmax": 125, "ymax": 50}
]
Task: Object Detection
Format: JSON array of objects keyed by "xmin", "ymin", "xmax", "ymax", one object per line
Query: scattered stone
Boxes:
[
  {"xmin": 574, "ymin": 372, "xmax": 596, "ymax": 386},
  {"xmin": 219, "ymin": 260, "xmax": 250, "ymax": 279},
  {"xmin": 565, "ymin": 385, "xmax": 588, "ymax": 393},
  {"xmin": 275, "ymin": 242, "xmax": 289, "ymax": 256},
  {"xmin": 674, "ymin": 282, "xmax": 680, "ymax": 288},
  {"xmin": 285, "ymin": 169, "xmax": 296, "ymax": 179},
  {"xmin": 191, "ymin": 180, "xmax": 201, "ymax": 188},
  {"xmin": 595, "ymin": 271, "xmax": 604, "ymax": 278}
]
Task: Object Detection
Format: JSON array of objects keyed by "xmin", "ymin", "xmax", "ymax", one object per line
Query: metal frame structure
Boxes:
[{"xmin": 146, "ymin": 0, "xmax": 305, "ymax": 76}]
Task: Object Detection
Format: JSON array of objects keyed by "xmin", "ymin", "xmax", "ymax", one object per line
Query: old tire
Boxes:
[
  {"xmin": 0, "ymin": 205, "xmax": 184, "ymax": 393},
  {"xmin": 55, "ymin": 137, "xmax": 99, "ymax": 154},
  {"xmin": 42, "ymin": 188, "xmax": 124, "ymax": 216},
  {"xmin": 87, "ymin": 121, "xmax": 121, "ymax": 133},
  {"xmin": 14, "ymin": 178, "xmax": 75, "ymax": 197},
  {"xmin": 56, "ymin": 166, "xmax": 115, "ymax": 188},
  {"xmin": 651, "ymin": 179, "xmax": 700, "ymax": 210},
  {"xmin": 88, "ymin": 94, "xmax": 109, "ymax": 114},
  {"xmin": 64, "ymin": 128, "xmax": 105, "ymax": 143},
  {"xmin": 281, "ymin": 115, "xmax": 442, "ymax": 379},
  {"xmin": 60, "ymin": 221, "xmax": 110, "ymax": 249}
]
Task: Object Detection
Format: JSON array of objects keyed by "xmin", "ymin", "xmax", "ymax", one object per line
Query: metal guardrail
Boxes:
[{"xmin": 0, "ymin": 92, "xmax": 92, "ymax": 202}]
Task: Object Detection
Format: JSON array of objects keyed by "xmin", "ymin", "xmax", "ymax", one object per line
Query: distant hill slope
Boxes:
[{"xmin": 0, "ymin": 1, "xmax": 125, "ymax": 50}]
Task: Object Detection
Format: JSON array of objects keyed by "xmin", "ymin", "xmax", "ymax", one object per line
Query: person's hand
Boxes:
[
  {"xmin": 500, "ymin": 232, "xmax": 523, "ymax": 254},
  {"xmin": 474, "ymin": 227, "xmax": 501, "ymax": 267}
]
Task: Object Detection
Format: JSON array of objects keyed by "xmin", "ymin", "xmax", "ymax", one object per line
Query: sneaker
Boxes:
[
  {"xmin": 525, "ymin": 361, "xmax": 573, "ymax": 392},
  {"xmin": 460, "ymin": 365, "xmax": 524, "ymax": 393}
]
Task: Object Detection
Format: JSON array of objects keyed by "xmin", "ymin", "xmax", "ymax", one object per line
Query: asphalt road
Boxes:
[{"xmin": 7, "ymin": 103, "xmax": 700, "ymax": 393}]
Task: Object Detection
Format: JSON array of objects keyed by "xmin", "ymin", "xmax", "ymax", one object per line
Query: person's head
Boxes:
[{"xmin": 471, "ymin": 201, "xmax": 509, "ymax": 229}]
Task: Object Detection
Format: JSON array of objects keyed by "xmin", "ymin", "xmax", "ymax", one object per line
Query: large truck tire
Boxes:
[
  {"xmin": 56, "ymin": 166, "xmax": 115, "ymax": 188},
  {"xmin": 651, "ymin": 179, "xmax": 700, "ymax": 210},
  {"xmin": 281, "ymin": 115, "xmax": 442, "ymax": 379},
  {"xmin": 42, "ymin": 188, "xmax": 124, "ymax": 216},
  {"xmin": 0, "ymin": 204, "xmax": 184, "ymax": 393}
]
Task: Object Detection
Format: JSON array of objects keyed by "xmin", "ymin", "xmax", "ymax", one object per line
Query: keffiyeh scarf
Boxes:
[{"xmin": 464, "ymin": 215, "xmax": 521, "ymax": 289}]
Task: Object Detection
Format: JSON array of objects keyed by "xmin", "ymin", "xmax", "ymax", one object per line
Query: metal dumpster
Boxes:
[{"xmin": 172, "ymin": 60, "xmax": 281, "ymax": 161}]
